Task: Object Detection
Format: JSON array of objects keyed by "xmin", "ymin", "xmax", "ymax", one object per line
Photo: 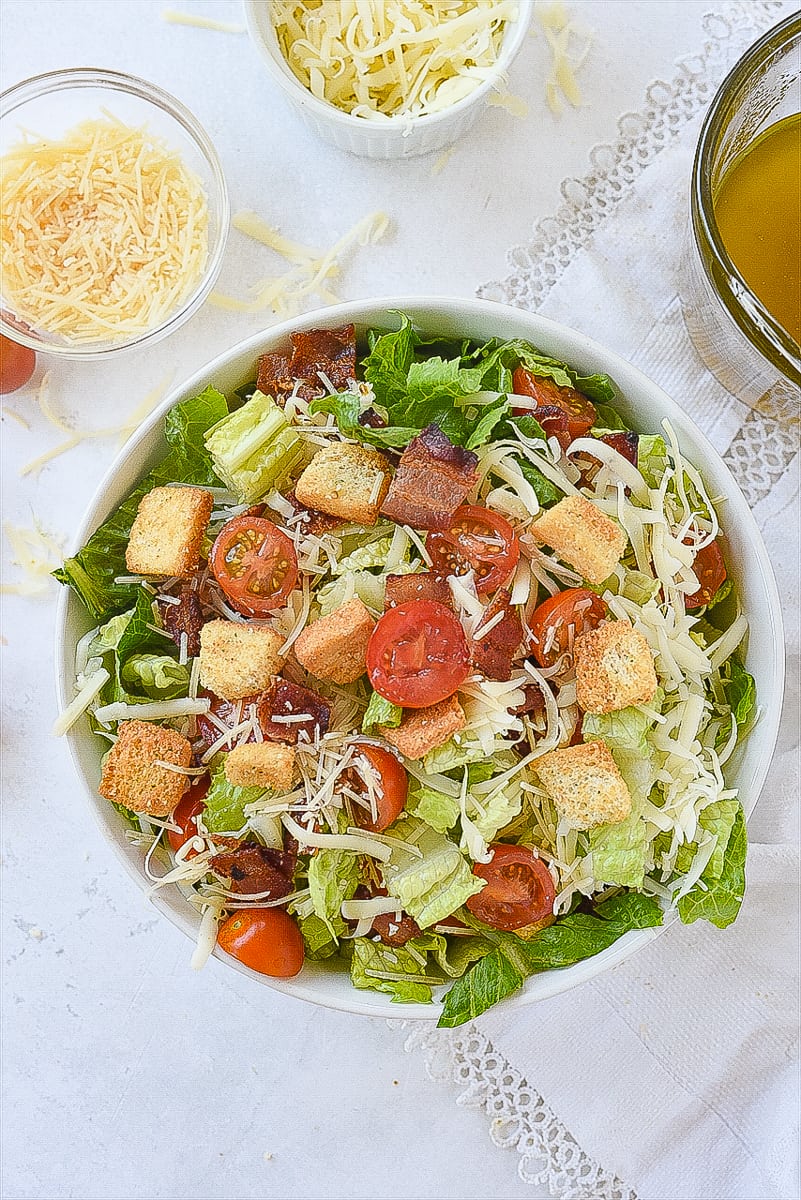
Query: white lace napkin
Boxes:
[{"xmin": 406, "ymin": 4, "xmax": 800, "ymax": 1197}]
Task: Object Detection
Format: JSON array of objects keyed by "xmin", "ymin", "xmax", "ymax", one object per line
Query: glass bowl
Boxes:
[
  {"xmin": 0, "ymin": 68, "xmax": 230, "ymax": 359},
  {"xmin": 681, "ymin": 13, "xmax": 801, "ymax": 402}
]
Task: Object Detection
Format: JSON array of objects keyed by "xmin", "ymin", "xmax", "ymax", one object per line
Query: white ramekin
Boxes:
[
  {"xmin": 55, "ymin": 296, "xmax": 784, "ymax": 1020},
  {"xmin": 244, "ymin": 0, "xmax": 533, "ymax": 159}
]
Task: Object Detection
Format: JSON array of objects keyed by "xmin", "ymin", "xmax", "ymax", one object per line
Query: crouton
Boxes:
[
  {"xmin": 198, "ymin": 620, "xmax": 286, "ymax": 700},
  {"xmin": 125, "ymin": 486, "xmax": 213, "ymax": 578},
  {"xmin": 224, "ymin": 741, "xmax": 295, "ymax": 791},
  {"xmin": 536, "ymin": 740, "xmax": 632, "ymax": 829},
  {"xmin": 294, "ymin": 597, "xmax": 375, "ymax": 684},
  {"xmin": 532, "ymin": 495, "xmax": 627, "ymax": 585},
  {"xmin": 294, "ymin": 443, "xmax": 391, "ymax": 526},
  {"xmin": 574, "ymin": 621, "xmax": 658, "ymax": 713},
  {"xmin": 380, "ymin": 695, "xmax": 465, "ymax": 760},
  {"xmin": 98, "ymin": 719, "xmax": 191, "ymax": 817}
]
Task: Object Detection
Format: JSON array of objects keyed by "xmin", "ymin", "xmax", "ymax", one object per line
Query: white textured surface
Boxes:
[{"xmin": 0, "ymin": 3, "xmax": 738, "ymax": 1198}]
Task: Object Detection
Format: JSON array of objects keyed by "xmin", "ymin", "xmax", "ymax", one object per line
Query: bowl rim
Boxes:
[
  {"xmin": 243, "ymin": 0, "xmax": 532, "ymax": 134},
  {"xmin": 55, "ymin": 295, "xmax": 786, "ymax": 1018},
  {"xmin": 0, "ymin": 66, "xmax": 230, "ymax": 359}
]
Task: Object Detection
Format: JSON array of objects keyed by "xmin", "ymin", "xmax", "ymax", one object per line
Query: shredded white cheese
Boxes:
[{"xmin": 52, "ymin": 667, "xmax": 110, "ymax": 736}]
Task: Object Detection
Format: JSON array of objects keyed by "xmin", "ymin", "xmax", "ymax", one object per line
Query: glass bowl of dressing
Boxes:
[{"xmin": 681, "ymin": 12, "xmax": 800, "ymax": 403}]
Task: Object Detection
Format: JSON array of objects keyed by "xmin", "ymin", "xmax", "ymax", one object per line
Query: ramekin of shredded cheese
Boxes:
[
  {"xmin": 245, "ymin": 0, "xmax": 531, "ymax": 159},
  {"xmin": 0, "ymin": 69, "xmax": 229, "ymax": 357}
]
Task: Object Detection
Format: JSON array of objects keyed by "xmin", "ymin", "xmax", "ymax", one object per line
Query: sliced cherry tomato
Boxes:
[
  {"xmin": 684, "ymin": 539, "xmax": 727, "ymax": 608},
  {"xmin": 168, "ymin": 777, "xmax": 209, "ymax": 855},
  {"xmin": 466, "ymin": 843, "xmax": 556, "ymax": 932},
  {"xmin": 217, "ymin": 908, "xmax": 304, "ymax": 977},
  {"xmin": 367, "ymin": 599, "xmax": 471, "ymax": 708},
  {"xmin": 0, "ymin": 334, "xmax": 36, "ymax": 394},
  {"xmin": 529, "ymin": 587, "xmax": 608, "ymax": 669},
  {"xmin": 210, "ymin": 515, "xmax": 298, "ymax": 616},
  {"xmin": 350, "ymin": 743, "xmax": 408, "ymax": 832},
  {"xmin": 511, "ymin": 367, "xmax": 596, "ymax": 449},
  {"xmin": 427, "ymin": 504, "xmax": 520, "ymax": 596}
]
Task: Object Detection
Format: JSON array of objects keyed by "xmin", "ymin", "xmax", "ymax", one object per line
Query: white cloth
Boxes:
[{"xmin": 408, "ymin": 3, "xmax": 801, "ymax": 1197}]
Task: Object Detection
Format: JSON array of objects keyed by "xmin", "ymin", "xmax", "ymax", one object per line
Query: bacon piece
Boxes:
[
  {"xmin": 257, "ymin": 324, "xmax": 357, "ymax": 403},
  {"xmin": 532, "ymin": 404, "xmax": 572, "ymax": 451},
  {"xmin": 284, "ymin": 488, "xmax": 343, "ymax": 537},
  {"xmin": 471, "ymin": 589, "xmax": 524, "ymax": 682},
  {"xmin": 372, "ymin": 911, "xmax": 422, "ymax": 947},
  {"xmin": 160, "ymin": 585, "xmax": 205, "ymax": 657},
  {"xmin": 380, "ymin": 424, "xmax": 478, "ymax": 531},
  {"xmin": 195, "ymin": 689, "xmax": 262, "ymax": 748},
  {"xmin": 600, "ymin": 431, "xmax": 639, "ymax": 466},
  {"xmin": 257, "ymin": 679, "xmax": 331, "ymax": 745},
  {"xmin": 384, "ymin": 572, "xmax": 452, "ymax": 610},
  {"xmin": 210, "ymin": 842, "xmax": 295, "ymax": 899}
]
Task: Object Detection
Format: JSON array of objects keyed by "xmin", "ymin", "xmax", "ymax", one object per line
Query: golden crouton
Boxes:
[
  {"xmin": 224, "ymin": 741, "xmax": 295, "ymax": 791},
  {"xmin": 98, "ymin": 719, "xmax": 191, "ymax": 817},
  {"xmin": 380, "ymin": 695, "xmax": 465, "ymax": 760},
  {"xmin": 199, "ymin": 620, "xmax": 286, "ymax": 700},
  {"xmin": 294, "ymin": 443, "xmax": 391, "ymax": 526},
  {"xmin": 536, "ymin": 740, "xmax": 631, "ymax": 829},
  {"xmin": 125, "ymin": 486, "xmax": 213, "ymax": 578},
  {"xmin": 574, "ymin": 621, "xmax": 658, "ymax": 713},
  {"xmin": 532, "ymin": 495, "xmax": 627, "ymax": 585},
  {"xmin": 294, "ymin": 597, "xmax": 375, "ymax": 684}
]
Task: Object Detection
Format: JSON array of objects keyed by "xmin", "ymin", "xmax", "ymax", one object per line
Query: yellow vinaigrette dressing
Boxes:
[{"xmin": 713, "ymin": 113, "xmax": 801, "ymax": 346}]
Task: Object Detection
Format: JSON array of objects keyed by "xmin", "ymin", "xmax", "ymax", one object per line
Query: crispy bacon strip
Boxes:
[
  {"xmin": 380, "ymin": 424, "xmax": 478, "ymax": 532},
  {"xmin": 257, "ymin": 324, "xmax": 357, "ymax": 403},
  {"xmin": 160, "ymin": 585, "xmax": 205, "ymax": 657},
  {"xmin": 257, "ymin": 679, "xmax": 331, "ymax": 745},
  {"xmin": 384, "ymin": 571, "xmax": 452, "ymax": 610},
  {"xmin": 471, "ymin": 589, "xmax": 524, "ymax": 682},
  {"xmin": 210, "ymin": 843, "xmax": 295, "ymax": 899},
  {"xmin": 284, "ymin": 489, "xmax": 343, "ymax": 537},
  {"xmin": 372, "ymin": 911, "xmax": 422, "ymax": 947}
]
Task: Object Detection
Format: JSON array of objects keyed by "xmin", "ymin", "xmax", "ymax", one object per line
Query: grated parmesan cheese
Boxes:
[
  {"xmin": 161, "ymin": 9, "xmax": 245, "ymax": 33},
  {"xmin": 0, "ymin": 117, "xmax": 209, "ymax": 344},
  {"xmin": 1, "ymin": 519, "xmax": 64, "ymax": 596},
  {"xmin": 270, "ymin": 0, "xmax": 519, "ymax": 121}
]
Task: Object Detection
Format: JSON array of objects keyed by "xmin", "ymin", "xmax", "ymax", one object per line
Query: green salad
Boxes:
[{"xmin": 55, "ymin": 314, "xmax": 756, "ymax": 1025}]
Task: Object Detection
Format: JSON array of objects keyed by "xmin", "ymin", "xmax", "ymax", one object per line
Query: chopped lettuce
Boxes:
[
  {"xmin": 380, "ymin": 818, "xmax": 485, "ymax": 928},
  {"xmin": 408, "ymin": 784, "xmax": 460, "ymax": 834},
  {"xmin": 204, "ymin": 389, "xmax": 303, "ymax": 502},
  {"xmin": 582, "ymin": 703, "xmax": 661, "ymax": 801},
  {"xmin": 464, "ymin": 778, "xmax": 523, "ymax": 844},
  {"xmin": 54, "ymin": 388, "xmax": 227, "ymax": 621},
  {"xmin": 89, "ymin": 589, "xmax": 177, "ymax": 705},
  {"xmin": 203, "ymin": 755, "xmax": 267, "ymax": 834},
  {"xmin": 697, "ymin": 798, "xmax": 741, "ymax": 882},
  {"xmin": 307, "ymin": 848, "xmax": 360, "ymax": 940},
  {"xmin": 589, "ymin": 812, "xmax": 648, "ymax": 888},
  {"xmin": 297, "ymin": 911, "xmax": 341, "ymax": 960},
  {"xmin": 317, "ymin": 570, "xmax": 386, "ymax": 617},
  {"xmin": 415, "ymin": 931, "xmax": 493, "ymax": 978},
  {"xmin": 721, "ymin": 657, "xmax": 757, "ymax": 732},
  {"xmin": 350, "ymin": 937, "xmax": 434, "ymax": 1003},
  {"xmin": 120, "ymin": 654, "xmax": 190, "ymax": 700},
  {"xmin": 362, "ymin": 690, "xmax": 402, "ymax": 735},
  {"xmin": 678, "ymin": 802, "xmax": 746, "ymax": 928}
]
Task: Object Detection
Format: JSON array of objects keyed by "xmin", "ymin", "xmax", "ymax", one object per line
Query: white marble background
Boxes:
[{"xmin": 1, "ymin": 3, "xmax": 732, "ymax": 1197}]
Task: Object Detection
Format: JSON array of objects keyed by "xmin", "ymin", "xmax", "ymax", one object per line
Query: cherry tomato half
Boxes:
[
  {"xmin": 466, "ymin": 843, "xmax": 556, "ymax": 932},
  {"xmin": 0, "ymin": 334, "xmax": 36, "ymax": 394},
  {"xmin": 367, "ymin": 599, "xmax": 471, "ymax": 708},
  {"xmin": 427, "ymin": 505, "xmax": 520, "ymax": 596},
  {"xmin": 168, "ymin": 777, "xmax": 210, "ymax": 855},
  {"xmin": 529, "ymin": 587, "xmax": 608, "ymax": 669},
  {"xmin": 351, "ymin": 744, "xmax": 409, "ymax": 832},
  {"xmin": 210, "ymin": 515, "xmax": 298, "ymax": 617},
  {"xmin": 217, "ymin": 908, "xmax": 304, "ymax": 977},
  {"xmin": 684, "ymin": 539, "xmax": 727, "ymax": 609},
  {"xmin": 511, "ymin": 367, "xmax": 596, "ymax": 449}
]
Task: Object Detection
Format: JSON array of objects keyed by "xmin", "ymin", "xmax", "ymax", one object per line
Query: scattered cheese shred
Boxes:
[
  {"xmin": 270, "ymin": 0, "xmax": 518, "ymax": 120},
  {"xmin": 211, "ymin": 210, "xmax": 390, "ymax": 318},
  {"xmin": 534, "ymin": 0, "xmax": 592, "ymax": 115},
  {"xmin": 161, "ymin": 8, "xmax": 245, "ymax": 32},
  {"xmin": 1, "ymin": 520, "xmax": 64, "ymax": 596},
  {"xmin": 487, "ymin": 91, "xmax": 529, "ymax": 117},
  {"xmin": 0, "ymin": 117, "xmax": 209, "ymax": 344}
]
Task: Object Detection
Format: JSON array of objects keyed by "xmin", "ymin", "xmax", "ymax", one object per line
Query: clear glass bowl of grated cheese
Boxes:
[
  {"xmin": 244, "ymin": 0, "xmax": 532, "ymax": 160},
  {"xmin": 0, "ymin": 68, "xmax": 229, "ymax": 359}
]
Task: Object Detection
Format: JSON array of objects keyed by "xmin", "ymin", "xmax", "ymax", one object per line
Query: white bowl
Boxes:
[
  {"xmin": 244, "ymin": 1, "xmax": 532, "ymax": 159},
  {"xmin": 56, "ymin": 296, "xmax": 785, "ymax": 1018}
]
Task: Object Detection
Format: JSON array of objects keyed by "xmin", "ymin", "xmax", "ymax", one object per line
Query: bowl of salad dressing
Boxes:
[{"xmin": 682, "ymin": 12, "xmax": 801, "ymax": 403}]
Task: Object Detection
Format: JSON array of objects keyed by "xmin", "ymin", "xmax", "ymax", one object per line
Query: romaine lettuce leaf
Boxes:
[
  {"xmin": 407, "ymin": 785, "xmax": 460, "ymax": 834},
  {"xmin": 317, "ymin": 571, "xmax": 386, "ymax": 617},
  {"xmin": 721, "ymin": 657, "xmax": 757, "ymax": 732},
  {"xmin": 54, "ymin": 387, "xmax": 228, "ymax": 621},
  {"xmin": 362, "ymin": 690, "xmax": 402, "ymax": 735},
  {"xmin": 308, "ymin": 848, "xmax": 360, "ymax": 939},
  {"xmin": 678, "ymin": 803, "xmax": 746, "ymax": 928},
  {"xmin": 589, "ymin": 812, "xmax": 648, "ymax": 888},
  {"xmin": 415, "ymin": 931, "xmax": 493, "ymax": 978},
  {"xmin": 583, "ymin": 703, "xmax": 660, "ymax": 801},
  {"xmin": 120, "ymin": 654, "xmax": 190, "ymax": 700},
  {"xmin": 698, "ymin": 798, "xmax": 740, "ymax": 882},
  {"xmin": 90, "ymin": 589, "xmax": 176, "ymax": 704},
  {"xmin": 297, "ymin": 911, "xmax": 341, "ymax": 960},
  {"xmin": 204, "ymin": 390, "xmax": 303, "ymax": 502},
  {"xmin": 380, "ymin": 818, "xmax": 485, "ymax": 928},
  {"xmin": 203, "ymin": 755, "xmax": 267, "ymax": 834},
  {"xmin": 350, "ymin": 937, "xmax": 434, "ymax": 1003}
]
